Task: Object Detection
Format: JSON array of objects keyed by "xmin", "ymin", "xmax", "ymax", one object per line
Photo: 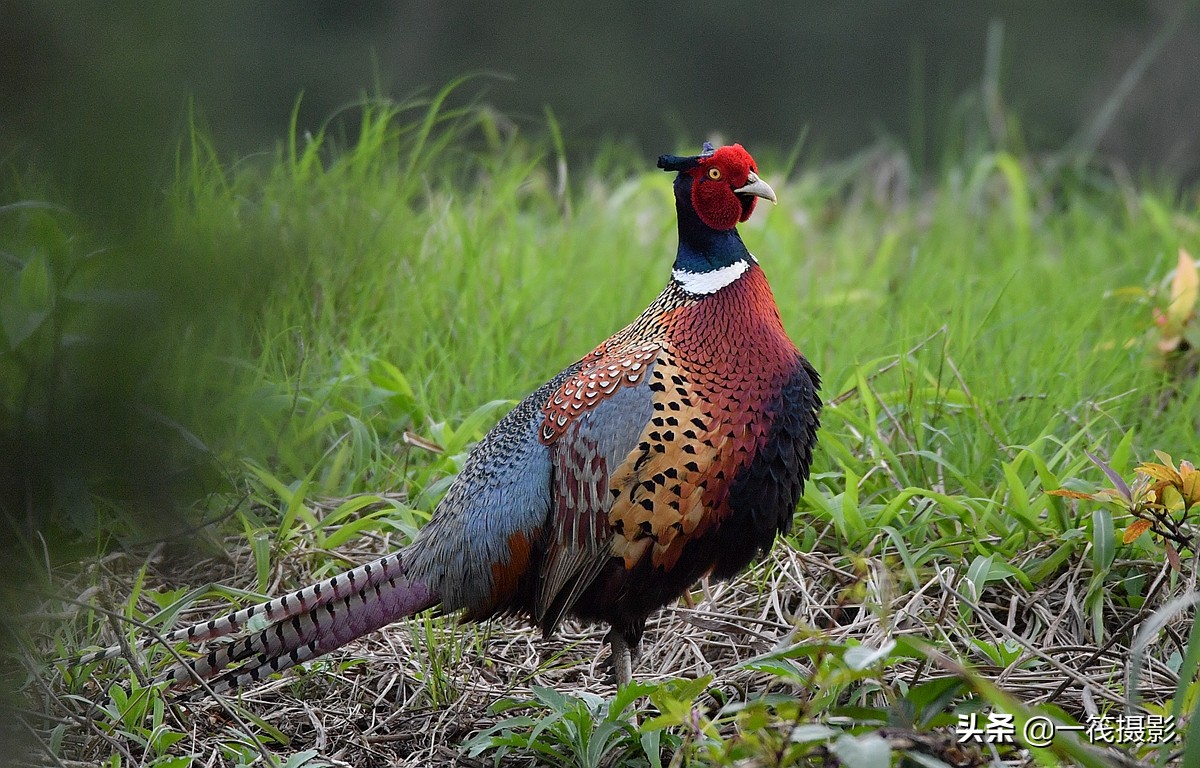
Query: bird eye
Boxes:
[{"xmin": 707, "ymin": 167, "xmax": 722, "ymax": 180}]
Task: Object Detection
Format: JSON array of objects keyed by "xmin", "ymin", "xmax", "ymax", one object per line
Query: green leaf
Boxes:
[
  {"xmin": 905, "ymin": 676, "xmax": 967, "ymax": 726},
  {"xmin": 879, "ymin": 525, "xmax": 920, "ymax": 587},
  {"xmin": 739, "ymin": 657, "xmax": 806, "ymax": 681},
  {"xmin": 368, "ymin": 357, "xmax": 416, "ymax": 399},
  {"xmin": 318, "ymin": 508, "xmax": 393, "ymax": 549},
  {"xmin": 1091, "ymin": 508, "xmax": 1115, "ymax": 571},
  {"xmin": 607, "ymin": 680, "xmax": 655, "ymax": 720},
  {"xmin": 18, "ymin": 249, "xmax": 55, "ymax": 309},
  {"xmin": 441, "ymin": 399, "xmax": 513, "ymax": 454},
  {"xmin": 827, "ymin": 705, "xmax": 889, "ymax": 725},
  {"xmin": 149, "ymin": 729, "xmax": 187, "ymax": 754},
  {"xmin": 2, "ymin": 251, "xmax": 55, "ymax": 347},
  {"xmin": 1108, "ymin": 429, "xmax": 1136, "ymax": 477},
  {"xmin": 1172, "ymin": 611, "xmax": 1200, "ymax": 721},
  {"xmin": 790, "ymin": 723, "xmax": 839, "ymax": 743},
  {"xmin": 1181, "ymin": 680, "xmax": 1200, "ymax": 768},
  {"xmin": 992, "ymin": 153, "xmax": 1032, "ymax": 256},
  {"xmin": 964, "ymin": 554, "xmax": 994, "ymax": 602},
  {"xmin": 645, "ymin": 675, "xmax": 712, "ymax": 712},
  {"xmin": 845, "ymin": 640, "xmax": 897, "ymax": 671},
  {"xmin": 49, "ymin": 724, "xmax": 66, "ymax": 754},
  {"xmin": 1023, "ymin": 539, "xmax": 1080, "ymax": 584},
  {"xmin": 234, "ymin": 706, "xmax": 291, "ymax": 746},
  {"xmin": 280, "ymin": 749, "xmax": 324, "ymax": 768},
  {"xmin": 833, "ymin": 464, "xmax": 864, "ymax": 541},
  {"xmin": 250, "ymin": 530, "xmax": 271, "ymax": 594},
  {"xmin": 830, "ymin": 732, "xmax": 891, "ymax": 768},
  {"xmin": 1000, "ymin": 457, "xmax": 1047, "ymax": 534}
]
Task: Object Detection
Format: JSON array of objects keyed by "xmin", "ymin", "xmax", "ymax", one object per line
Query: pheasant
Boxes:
[{"xmin": 78, "ymin": 142, "xmax": 821, "ymax": 692}]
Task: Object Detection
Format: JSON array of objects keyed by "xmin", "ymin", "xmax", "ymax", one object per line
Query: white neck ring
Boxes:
[{"xmin": 671, "ymin": 259, "xmax": 749, "ymax": 295}]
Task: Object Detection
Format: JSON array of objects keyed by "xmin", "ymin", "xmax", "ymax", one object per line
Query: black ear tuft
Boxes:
[
  {"xmin": 657, "ymin": 154, "xmax": 698, "ymax": 172},
  {"xmin": 658, "ymin": 142, "xmax": 717, "ymax": 172}
]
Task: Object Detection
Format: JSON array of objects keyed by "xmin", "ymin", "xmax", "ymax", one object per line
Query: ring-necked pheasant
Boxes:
[{"xmin": 78, "ymin": 142, "xmax": 821, "ymax": 692}]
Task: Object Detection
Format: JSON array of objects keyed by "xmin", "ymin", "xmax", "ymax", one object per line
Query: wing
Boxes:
[
  {"xmin": 403, "ymin": 367, "xmax": 577, "ymax": 619},
  {"xmin": 404, "ymin": 339, "xmax": 661, "ymax": 628},
  {"xmin": 532, "ymin": 342, "xmax": 660, "ymax": 631}
]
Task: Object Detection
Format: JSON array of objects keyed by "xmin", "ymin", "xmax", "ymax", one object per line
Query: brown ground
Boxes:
[{"xmin": 21, "ymin": 504, "xmax": 1193, "ymax": 768}]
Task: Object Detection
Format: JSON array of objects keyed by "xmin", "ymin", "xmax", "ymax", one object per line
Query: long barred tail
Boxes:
[{"xmin": 72, "ymin": 550, "xmax": 440, "ymax": 692}]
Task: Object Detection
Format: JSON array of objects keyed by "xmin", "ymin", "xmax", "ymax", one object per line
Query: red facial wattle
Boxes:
[{"xmin": 687, "ymin": 144, "xmax": 774, "ymax": 231}]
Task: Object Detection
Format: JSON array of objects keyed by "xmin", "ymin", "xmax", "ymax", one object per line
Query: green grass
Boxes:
[
  {"xmin": 169, "ymin": 108, "xmax": 1197, "ymax": 502},
  {"xmin": 7, "ymin": 93, "xmax": 1200, "ymax": 766}
]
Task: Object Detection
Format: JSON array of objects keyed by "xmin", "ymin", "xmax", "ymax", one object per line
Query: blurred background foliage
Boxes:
[
  {"xmin": 2, "ymin": 0, "xmax": 1199, "ymax": 585},
  {"xmin": 6, "ymin": 0, "xmax": 1200, "ymax": 209}
]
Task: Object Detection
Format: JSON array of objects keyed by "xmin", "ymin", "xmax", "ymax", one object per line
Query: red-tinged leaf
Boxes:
[
  {"xmin": 1086, "ymin": 450, "xmax": 1131, "ymax": 503},
  {"xmin": 1047, "ymin": 489, "xmax": 1097, "ymax": 500},
  {"xmin": 1166, "ymin": 541, "xmax": 1182, "ymax": 573},
  {"xmin": 1180, "ymin": 461, "xmax": 1200, "ymax": 508},
  {"xmin": 1137, "ymin": 462, "xmax": 1183, "ymax": 485},
  {"xmin": 402, "ymin": 430, "xmax": 444, "ymax": 454},
  {"xmin": 1123, "ymin": 519, "xmax": 1153, "ymax": 544}
]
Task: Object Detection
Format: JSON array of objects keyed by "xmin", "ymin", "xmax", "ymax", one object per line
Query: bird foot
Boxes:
[{"xmin": 604, "ymin": 630, "xmax": 640, "ymax": 689}]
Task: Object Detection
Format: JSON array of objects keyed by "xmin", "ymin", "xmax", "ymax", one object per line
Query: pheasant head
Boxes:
[
  {"xmin": 658, "ymin": 142, "xmax": 776, "ymax": 231},
  {"xmin": 659, "ymin": 143, "xmax": 777, "ymax": 289}
]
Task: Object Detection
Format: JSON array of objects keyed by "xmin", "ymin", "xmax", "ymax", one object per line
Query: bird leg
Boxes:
[
  {"xmin": 605, "ymin": 629, "xmax": 642, "ymax": 727},
  {"xmin": 605, "ymin": 629, "xmax": 635, "ymax": 689}
]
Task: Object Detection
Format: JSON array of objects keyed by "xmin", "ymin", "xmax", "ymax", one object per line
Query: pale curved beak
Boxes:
[{"xmin": 734, "ymin": 171, "xmax": 777, "ymax": 204}]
